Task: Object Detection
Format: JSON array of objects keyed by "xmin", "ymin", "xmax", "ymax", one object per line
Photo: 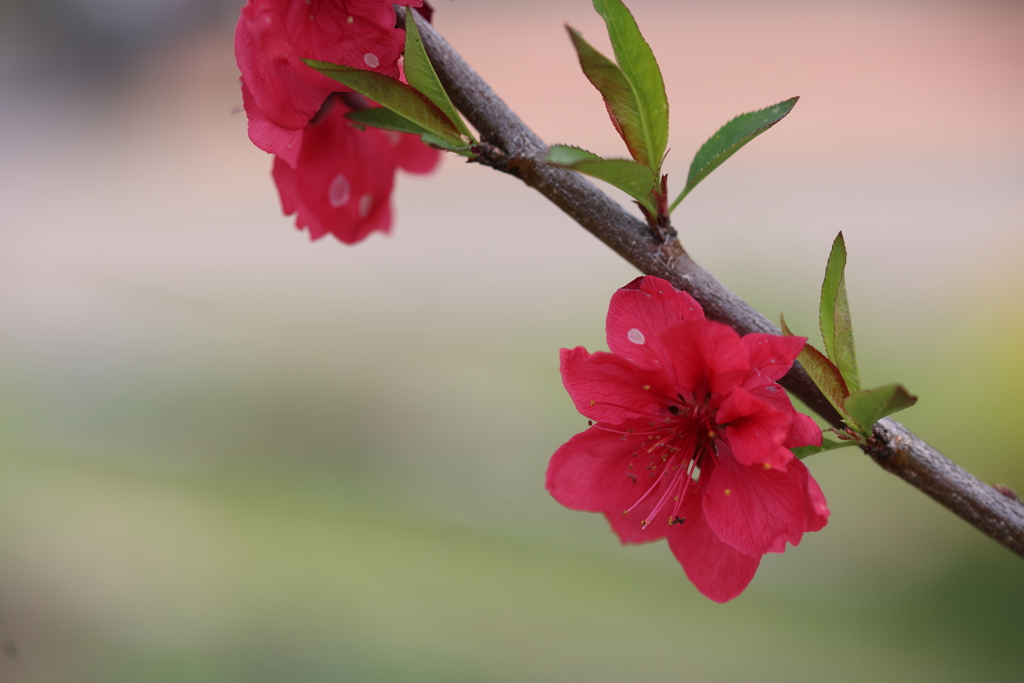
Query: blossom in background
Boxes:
[
  {"xmin": 547, "ymin": 276, "xmax": 829, "ymax": 602},
  {"xmin": 235, "ymin": 0, "xmax": 440, "ymax": 243}
]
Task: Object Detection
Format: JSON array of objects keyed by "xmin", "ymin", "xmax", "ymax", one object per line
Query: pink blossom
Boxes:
[
  {"xmin": 235, "ymin": 0, "xmax": 441, "ymax": 244},
  {"xmin": 547, "ymin": 276, "xmax": 829, "ymax": 602},
  {"xmin": 271, "ymin": 95, "xmax": 439, "ymax": 244}
]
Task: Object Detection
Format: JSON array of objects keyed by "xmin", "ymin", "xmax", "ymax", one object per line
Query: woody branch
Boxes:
[{"xmin": 398, "ymin": 8, "xmax": 1024, "ymax": 558}]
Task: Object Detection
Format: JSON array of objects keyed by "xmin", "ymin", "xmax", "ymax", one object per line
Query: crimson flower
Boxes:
[
  {"xmin": 547, "ymin": 276, "xmax": 830, "ymax": 602},
  {"xmin": 235, "ymin": 0, "xmax": 440, "ymax": 244}
]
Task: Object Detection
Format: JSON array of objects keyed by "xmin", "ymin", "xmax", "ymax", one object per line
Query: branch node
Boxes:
[
  {"xmin": 637, "ymin": 204, "xmax": 676, "ymax": 244},
  {"xmin": 995, "ymin": 484, "xmax": 1022, "ymax": 503},
  {"xmin": 471, "ymin": 141, "xmax": 506, "ymax": 165}
]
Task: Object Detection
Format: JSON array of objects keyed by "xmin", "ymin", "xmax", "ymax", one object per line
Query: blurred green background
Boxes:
[{"xmin": 1, "ymin": 0, "xmax": 1022, "ymax": 680}]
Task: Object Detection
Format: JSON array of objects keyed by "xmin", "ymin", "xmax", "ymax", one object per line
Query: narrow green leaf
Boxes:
[
  {"xmin": 572, "ymin": 159, "xmax": 657, "ymax": 210},
  {"xmin": 346, "ymin": 108, "xmax": 431, "ymax": 136},
  {"xmin": 669, "ymin": 97, "xmax": 798, "ymax": 211},
  {"xmin": 567, "ymin": 27, "xmax": 649, "ymax": 167},
  {"xmin": 592, "ymin": 0, "xmax": 668, "ymax": 172},
  {"xmin": 792, "ymin": 438, "xmax": 854, "ymax": 459},
  {"xmin": 781, "ymin": 314, "xmax": 850, "ymax": 418},
  {"xmin": 820, "ymin": 232, "xmax": 861, "ymax": 392},
  {"xmin": 420, "ymin": 133, "xmax": 476, "ymax": 157},
  {"xmin": 304, "ymin": 60, "xmax": 463, "ymax": 145},
  {"xmin": 545, "ymin": 145, "xmax": 657, "ymax": 212},
  {"xmin": 545, "ymin": 144, "xmax": 603, "ymax": 165},
  {"xmin": 844, "ymin": 384, "xmax": 918, "ymax": 435},
  {"xmin": 798, "ymin": 343, "xmax": 852, "ymax": 425},
  {"xmin": 403, "ymin": 11, "xmax": 473, "ymax": 139}
]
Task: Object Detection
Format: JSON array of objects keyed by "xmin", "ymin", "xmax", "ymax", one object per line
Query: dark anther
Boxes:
[{"xmin": 670, "ymin": 516, "xmax": 686, "ymax": 526}]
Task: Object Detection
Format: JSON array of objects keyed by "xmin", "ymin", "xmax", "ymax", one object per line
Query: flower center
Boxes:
[{"xmin": 621, "ymin": 398, "xmax": 719, "ymax": 529}]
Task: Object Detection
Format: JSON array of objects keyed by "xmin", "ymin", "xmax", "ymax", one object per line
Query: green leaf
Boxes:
[
  {"xmin": 571, "ymin": 159, "xmax": 656, "ymax": 209},
  {"xmin": 304, "ymin": 60, "xmax": 463, "ymax": 145},
  {"xmin": 545, "ymin": 144, "xmax": 604, "ymax": 165},
  {"xmin": 591, "ymin": 0, "xmax": 668, "ymax": 172},
  {"xmin": 403, "ymin": 11, "xmax": 473, "ymax": 139},
  {"xmin": 799, "ymin": 344, "xmax": 853, "ymax": 426},
  {"xmin": 346, "ymin": 108, "xmax": 431, "ymax": 136},
  {"xmin": 420, "ymin": 133, "xmax": 476, "ymax": 157},
  {"xmin": 820, "ymin": 232, "xmax": 861, "ymax": 392},
  {"xmin": 545, "ymin": 145, "xmax": 657, "ymax": 212},
  {"xmin": 567, "ymin": 27, "xmax": 649, "ymax": 168},
  {"xmin": 792, "ymin": 438, "xmax": 854, "ymax": 459},
  {"xmin": 844, "ymin": 384, "xmax": 918, "ymax": 436},
  {"xmin": 669, "ymin": 97, "xmax": 798, "ymax": 211},
  {"xmin": 781, "ymin": 314, "xmax": 850, "ymax": 418}
]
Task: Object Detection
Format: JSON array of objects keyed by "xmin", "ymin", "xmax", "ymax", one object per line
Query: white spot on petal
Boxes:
[
  {"xmin": 364, "ymin": 53, "xmax": 380, "ymax": 68},
  {"xmin": 627, "ymin": 328, "xmax": 645, "ymax": 345},
  {"xmin": 358, "ymin": 194, "xmax": 373, "ymax": 218},
  {"xmin": 328, "ymin": 174, "xmax": 350, "ymax": 208}
]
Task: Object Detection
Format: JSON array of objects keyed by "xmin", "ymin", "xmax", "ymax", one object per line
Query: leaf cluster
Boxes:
[
  {"xmin": 546, "ymin": 0, "xmax": 797, "ymax": 221},
  {"xmin": 783, "ymin": 233, "xmax": 917, "ymax": 441}
]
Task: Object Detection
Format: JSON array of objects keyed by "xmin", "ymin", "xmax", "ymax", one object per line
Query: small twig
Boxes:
[{"xmin": 400, "ymin": 8, "xmax": 1024, "ymax": 557}]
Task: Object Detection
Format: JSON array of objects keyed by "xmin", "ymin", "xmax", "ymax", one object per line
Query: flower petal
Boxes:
[
  {"xmin": 546, "ymin": 422, "xmax": 672, "ymax": 545},
  {"xmin": 241, "ymin": 81, "xmax": 303, "ymax": 165},
  {"xmin": 236, "ymin": 0, "xmax": 420, "ymax": 132},
  {"xmin": 801, "ymin": 463, "xmax": 831, "ymax": 533},
  {"xmin": 279, "ymin": 0, "xmax": 406, "ymax": 86},
  {"xmin": 702, "ymin": 442, "xmax": 811, "ymax": 556},
  {"xmin": 560, "ymin": 347, "xmax": 673, "ymax": 423},
  {"xmin": 271, "ymin": 154, "xmax": 309, "ymax": 232},
  {"xmin": 741, "ymin": 384, "xmax": 822, "ymax": 450},
  {"xmin": 745, "ymin": 381, "xmax": 794, "ymax": 414},
  {"xmin": 278, "ymin": 97, "xmax": 400, "ymax": 244},
  {"xmin": 741, "ymin": 333, "xmax": 806, "ymax": 385},
  {"xmin": 659, "ymin": 321, "xmax": 749, "ymax": 400},
  {"xmin": 236, "ymin": 4, "xmax": 333, "ymax": 129},
  {"xmin": 394, "ymin": 131, "xmax": 442, "ymax": 174},
  {"xmin": 717, "ymin": 387, "xmax": 793, "ymax": 469},
  {"xmin": 605, "ymin": 276, "xmax": 704, "ymax": 370},
  {"xmin": 785, "ymin": 412, "xmax": 823, "ymax": 449},
  {"xmin": 667, "ymin": 490, "xmax": 761, "ymax": 603}
]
